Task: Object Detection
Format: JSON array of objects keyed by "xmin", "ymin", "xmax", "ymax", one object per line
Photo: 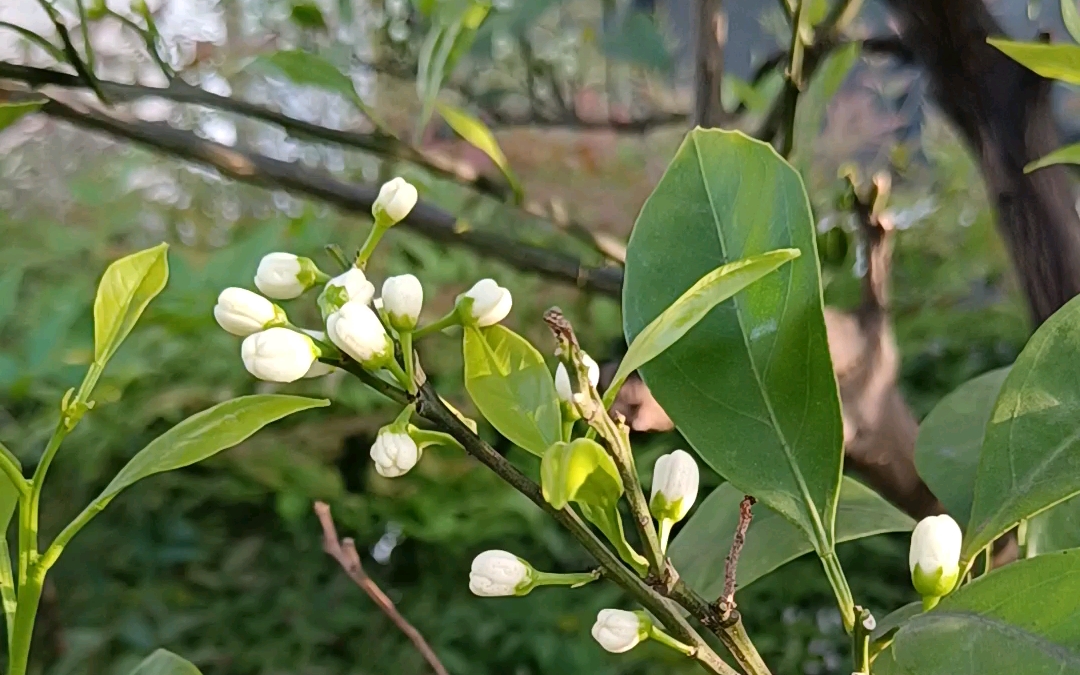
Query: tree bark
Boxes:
[{"xmin": 885, "ymin": 0, "xmax": 1080, "ymax": 325}]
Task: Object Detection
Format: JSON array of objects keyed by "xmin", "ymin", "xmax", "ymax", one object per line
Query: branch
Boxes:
[
  {"xmin": 0, "ymin": 61, "xmax": 513, "ymax": 201},
  {"xmin": 32, "ymin": 95, "xmax": 623, "ymax": 297},
  {"xmin": 412, "ymin": 383, "xmax": 739, "ymax": 675},
  {"xmin": 314, "ymin": 502, "xmax": 449, "ymax": 675},
  {"xmin": 718, "ymin": 495, "xmax": 755, "ymax": 619}
]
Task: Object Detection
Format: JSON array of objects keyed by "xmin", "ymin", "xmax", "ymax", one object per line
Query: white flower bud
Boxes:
[
  {"xmin": 373, "ymin": 176, "xmax": 419, "ymax": 224},
  {"xmin": 468, "ymin": 550, "xmax": 535, "ymax": 597},
  {"xmin": 370, "ymin": 428, "xmax": 420, "ymax": 477},
  {"xmin": 460, "ymin": 279, "xmax": 512, "ymax": 327},
  {"xmin": 555, "ymin": 352, "xmax": 600, "ymax": 402},
  {"xmin": 591, "ymin": 609, "xmax": 649, "ymax": 654},
  {"xmin": 240, "ymin": 328, "xmax": 318, "ymax": 382},
  {"xmin": 214, "ymin": 287, "xmax": 283, "ymax": 336},
  {"xmin": 909, "ymin": 514, "xmax": 962, "ymax": 599},
  {"xmin": 382, "ymin": 274, "xmax": 423, "ymax": 330},
  {"xmin": 254, "ymin": 252, "xmax": 323, "ymax": 299},
  {"xmin": 649, "ymin": 450, "xmax": 700, "ymax": 523},
  {"xmin": 327, "ymin": 301, "xmax": 393, "ymax": 367},
  {"xmin": 326, "ymin": 268, "xmax": 375, "ymax": 306}
]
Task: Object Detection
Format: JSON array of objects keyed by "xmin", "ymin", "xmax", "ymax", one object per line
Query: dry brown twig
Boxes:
[
  {"xmin": 313, "ymin": 501, "xmax": 449, "ymax": 675},
  {"xmin": 717, "ymin": 495, "xmax": 755, "ymax": 620}
]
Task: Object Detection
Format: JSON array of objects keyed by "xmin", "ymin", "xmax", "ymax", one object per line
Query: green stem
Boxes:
[
  {"xmin": 384, "ymin": 358, "xmax": 411, "ymax": 393},
  {"xmin": 399, "ymin": 330, "xmax": 416, "ymax": 394},
  {"xmin": 649, "ymin": 624, "xmax": 697, "ymax": 657},
  {"xmin": 356, "ymin": 218, "xmax": 391, "ymax": 268},
  {"xmin": 533, "ymin": 569, "xmax": 600, "ymax": 589},
  {"xmin": 0, "ymin": 539, "xmax": 16, "ymax": 651},
  {"xmin": 7, "ymin": 565, "xmax": 44, "ymax": 675},
  {"xmin": 820, "ymin": 550, "xmax": 856, "ymax": 632},
  {"xmin": 413, "ymin": 310, "xmax": 461, "ymax": 339},
  {"xmin": 658, "ymin": 518, "xmax": 673, "ymax": 555}
]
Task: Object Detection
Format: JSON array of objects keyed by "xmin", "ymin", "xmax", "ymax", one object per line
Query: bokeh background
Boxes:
[{"xmin": 0, "ymin": 0, "xmax": 1053, "ymax": 672}]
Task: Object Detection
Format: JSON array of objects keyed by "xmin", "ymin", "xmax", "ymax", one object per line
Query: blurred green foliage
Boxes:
[{"xmin": 0, "ymin": 107, "xmax": 1027, "ymax": 675}]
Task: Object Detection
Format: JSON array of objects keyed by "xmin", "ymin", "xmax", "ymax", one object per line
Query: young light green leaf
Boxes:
[
  {"xmin": 607, "ymin": 249, "xmax": 800, "ymax": 404},
  {"xmin": 915, "ymin": 367, "xmax": 1010, "ymax": 525},
  {"xmin": 415, "ymin": 0, "xmax": 490, "ymax": 138},
  {"xmin": 964, "ymin": 294, "xmax": 1080, "ymax": 562},
  {"xmin": 540, "ymin": 439, "xmax": 647, "ymax": 574},
  {"xmin": 436, "ymin": 101, "xmax": 523, "ymax": 201},
  {"xmin": 93, "ymin": 243, "xmax": 169, "ymax": 364},
  {"xmin": 1063, "ymin": 0, "xmax": 1080, "ymax": 43},
  {"xmin": 671, "ymin": 477, "xmax": 913, "ymax": 596},
  {"xmin": 99, "ymin": 395, "xmax": 329, "ymax": 503},
  {"xmin": 0, "ymin": 100, "xmax": 43, "ymax": 132},
  {"xmin": 463, "ymin": 325, "xmax": 561, "ymax": 456},
  {"xmin": 880, "ymin": 551, "xmax": 1080, "ymax": 675},
  {"xmin": 1026, "ymin": 141, "xmax": 1080, "ymax": 173},
  {"xmin": 127, "ymin": 649, "xmax": 203, "ymax": 675},
  {"xmin": 988, "ymin": 39, "xmax": 1080, "ymax": 84},
  {"xmin": 623, "ymin": 129, "xmax": 843, "ymax": 553}
]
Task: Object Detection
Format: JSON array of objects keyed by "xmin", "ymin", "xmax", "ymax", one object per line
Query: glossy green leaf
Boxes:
[
  {"xmin": 1063, "ymin": 0, "xmax": 1080, "ymax": 43},
  {"xmin": 1026, "ymin": 142, "xmax": 1080, "ymax": 173},
  {"xmin": 93, "ymin": 243, "xmax": 169, "ymax": 364},
  {"xmin": 436, "ymin": 101, "xmax": 522, "ymax": 200},
  {"xmin": 0, "ymin": 100, "xmax": 42, "ymax": 132},
  {"xmin": 463, "ymin": 325, "xmax": 561, "ymax": 456},
  {"xmin": 988, "ymin": 39, "xmax": 1080, "ymax": 84},
  {"xmin": 623, "ymin": 129, "xmax": 843, "ymax": 551},
  {"xmin": 255, "ymin": 50, "xmax": 380, "ymax": 122},
  {"xmin": 98, "ymin": 395, "xmax": 329, "ymax": 503},
  {"xmin": 128, "ymin": 649, "xmax": 203, "ymax": 675},
  {"xmin": 880, "ymin": 551, "xmax": 1080, "ymax": 675},
  {"xmin": 608, "ymin": 249, "xmax": 800, "ymax": 402},
  {"xmin": 915, "ymin": 367, "xmax": 1010, "ymax": 524},
  {"xmin": 671, "ymin": 477, "xmax": 913, "ymax": 596},
  {"xmin": 965, "ymin": 295, "xmax": 1080, "ymax": 560}
]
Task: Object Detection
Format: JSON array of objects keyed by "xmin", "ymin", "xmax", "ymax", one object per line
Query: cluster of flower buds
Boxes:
[{"xmin": 214, "ymin": 177, "xmax": 519, "ymax": 480}]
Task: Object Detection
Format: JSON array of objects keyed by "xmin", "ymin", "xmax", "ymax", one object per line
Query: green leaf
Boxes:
[
  {"xmin": 671, "ymin": 477, "xmax": 914, "ymax": 595},
  {"xmin": 436, "ymin": 101, "xmax": 523, "ymax": 201},
  {"xmin": 540, "ymin": 439, "xmax": 623, "ymax": 510},
  {"xmin": 463, "ymin": 325, "xmax": 561, "ymax": 456},
  {"xmin": 0, "ymin": 100, "xmax": 42, "ymax": 132},
  {"xmin": 255, "ymin": 50, "xmax": 380, "ymax": 123},
  {"xmin": 622, "ymin": 129, "xmax": 843, "ymax": 552},
  {"xmin": 1025, "ymin": 142, "xmax": 1080, "ymax": 173},
  {"xmin": 416, "ymin": 1, "xmax": 491, "ymax": 138},
  {"xmin": 99, "ymin": 395, "xmax": 329, "ymax": 503},
  {"xmin": 93, "ymin": 243, "xmax": 169, "ymax": 364},
  {"xmin": 915, "ymin": 367, "xmax": 1010, "ymax": 525},
  {"xmin": 988, "ymin": 39, "xmax": 1080, "ymax": 84},
  {"xmin": 964, "ymin": 295, "xmax": 1080, "ymax": 561},
  {"xmin": 1063, "ymin": 0, "xmax": 1080, "ymax": 43},
  {"xmin": 290, "ymin": 2, "xmax": 328, "ymax": 29},
  {"xmin": 880, "ymin": 551, "xmax": 1080, "ymax": 675},
  {"xmin": 128, "ymin": 649, "xmax": 203, "ymax": 675},
  {"xmin": 608, "ymin": 249, "xmax": 800, "ymax": 403}
]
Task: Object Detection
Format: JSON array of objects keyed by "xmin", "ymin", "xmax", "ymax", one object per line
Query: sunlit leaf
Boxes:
[{"xmin": 93, "ymin": 243, "xmax": 169, "ymax": 364}]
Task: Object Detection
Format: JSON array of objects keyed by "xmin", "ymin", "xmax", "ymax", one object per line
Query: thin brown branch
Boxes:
[
  {"xmin": 314, "ymin": 501, "xmax": 449, "ymax": 675},
  {"xmin": 718, "ymin": 495, "xmax": 755, "ymax": 620},
  {"xmin": 32, "ymin": 95, "xmax": 623, "ymax": 297}
]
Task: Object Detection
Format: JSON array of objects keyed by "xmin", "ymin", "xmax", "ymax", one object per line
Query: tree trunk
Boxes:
[{"xmin": 886, "ymin": 0, "xmax": 1080, "ymax": 325}]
